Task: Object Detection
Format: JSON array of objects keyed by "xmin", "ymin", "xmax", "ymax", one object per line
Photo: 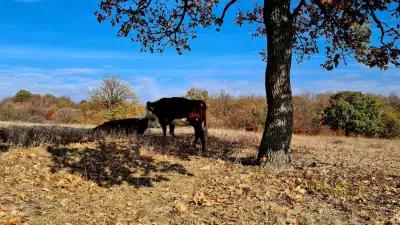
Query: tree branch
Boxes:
[
  {"xmin": 291, "ymin": 0, "xmax": 306, "ymax": 19},
  {"xmin": 216, "ymin": 0, "xmax": 238, "ymax": 25},
  {"xmin": 367, "ymin": 5, "xmax": 388, "ymax": 46},
  {"xmin": 173, "ymin": 0, "xmax": 189, "ymax": 33}
]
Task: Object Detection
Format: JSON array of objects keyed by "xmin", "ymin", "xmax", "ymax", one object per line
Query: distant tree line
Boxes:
[
  {"xmin": 185, "ymin": 87, "xmax": 400, "ymax": 138},
  {"xmin": 0, "ymin": 77, "xmax": 144, "ymax": 124},
  {"xmin": 0, "ymin": 78, "xmax": 399, "ymax": 138}
]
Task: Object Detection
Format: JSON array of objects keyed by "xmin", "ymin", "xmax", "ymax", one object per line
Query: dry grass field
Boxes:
[{"xmin": 0, "ymin": 123, "xmax": 399, "ymax": 225}]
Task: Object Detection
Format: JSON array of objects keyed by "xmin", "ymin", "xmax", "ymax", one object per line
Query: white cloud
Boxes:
[
  {"xmin": 304, "ymin": 79, "xmax": 400, "ymax": 95},
  {"xmin": 186, "ymin": 79, "xmax": 265, "ymax": 97},
  {"xmin": 129, "ymin": 76, "xmax": 187, "ymax": 102},
  {"xmin": 0, "ymin": 61, "xmax": 398, "ymax": 104},
  {"xmin": 0, "ymin": 66, "xmax": 100, "ymax": 101}
]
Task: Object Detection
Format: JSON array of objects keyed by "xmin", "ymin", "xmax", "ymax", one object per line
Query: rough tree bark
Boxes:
[{"xmin": 258, "ymin": 0, "xmax": 294, "ymax": 167}]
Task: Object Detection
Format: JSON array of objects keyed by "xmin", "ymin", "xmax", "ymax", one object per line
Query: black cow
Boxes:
[
  {"xmin": 146, "ymin": 97, "xmax": 207, "ymax": 151},
  {"xmin": 93, "ymin": 117, "xmax": 149, "ymax": 135}
]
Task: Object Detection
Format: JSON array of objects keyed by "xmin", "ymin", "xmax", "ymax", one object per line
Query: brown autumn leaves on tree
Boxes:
[{"xmin": 95, "ymin": 0, "xmax": 399, "ymax": 167}]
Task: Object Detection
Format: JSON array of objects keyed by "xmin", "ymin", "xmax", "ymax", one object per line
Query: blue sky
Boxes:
[{"xmin": 0, "ymin": 0, "xmax": 399, "ymax": 103}]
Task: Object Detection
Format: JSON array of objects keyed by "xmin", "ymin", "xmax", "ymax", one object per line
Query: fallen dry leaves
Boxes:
[{"xmin": 0, "ymin": 128, "xmax": 399, "ymax": 224}]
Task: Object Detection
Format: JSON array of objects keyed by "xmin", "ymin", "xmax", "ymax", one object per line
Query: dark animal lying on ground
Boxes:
[
  {"xmin": 93, "ymin": 117, "xmax": 149, "ymax": 135},
  {"xmin": 146, "ymin": 97, "xmax": 207, "ymax": 151}
]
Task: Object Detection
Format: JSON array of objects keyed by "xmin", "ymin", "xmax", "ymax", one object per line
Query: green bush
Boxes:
[
  {"xmin": 379, "ymin": 106, "xmax": 400, "ymax": 138},
  {"xmin": 15, "ymin": 90, "xmax": 33, "ymax": 102},
  {"xmin": 322, "ymin": 91, "xmax": 381, "ymax": 136}
]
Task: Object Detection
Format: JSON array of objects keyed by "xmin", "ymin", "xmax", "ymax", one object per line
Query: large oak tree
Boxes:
[{"xmin": 96, "ymin": 0, "xmax": 399, "ymax": 166}]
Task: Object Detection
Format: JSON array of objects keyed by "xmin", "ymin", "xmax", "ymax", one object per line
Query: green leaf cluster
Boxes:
[{"xmin": 15, "ymin": 90, "xmax": 33, "ymax": 102}]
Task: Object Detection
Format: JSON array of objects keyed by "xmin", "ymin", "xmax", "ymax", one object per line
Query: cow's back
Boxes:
[{"xmin": 153, "ymin": 97, "xmax": 203, "ymax": 119}]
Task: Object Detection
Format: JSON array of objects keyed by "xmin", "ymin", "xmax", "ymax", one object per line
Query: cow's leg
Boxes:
[
  {"xmin": 193, "ymin": 123, "xmax": 206, "ymax": 154},
  {"xmin": 188, "ymin": 120, "xmax": 199, "ymax": 145},
  {"xmin": 193, "ymin": 125, "xmax": 199, "ymax": 145},
  {"xmin": 157, "ymin": 117, "xmax": 171, "ymax": 137},
  {"xmin": 160, "ymin": 122, "xmax": 167, "ymax": 137},
  {"xmin": 197, "ymin": 123, "xmax": 206, "ymax": 152},
  {"xmin": 169, "ymin": 124, "xmax": 175, "ymax": 136}
]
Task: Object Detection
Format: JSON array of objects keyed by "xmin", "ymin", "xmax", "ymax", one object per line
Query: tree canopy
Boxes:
[
  {"xmin": 90, "ymin": 76, "xmax": 138, "ymax": 109},
  {"xmin": 15, "ymin": 90, "xmax": 33, "ymax": 102},
  {"xmin": 96, "ymin": 0, "xmax": 399, "ymax": 69}
]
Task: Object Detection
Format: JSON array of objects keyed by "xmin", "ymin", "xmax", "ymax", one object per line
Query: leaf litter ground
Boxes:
[{"xmin": 0, "ymin": 127, "xmax": 399, "ymax": 225}]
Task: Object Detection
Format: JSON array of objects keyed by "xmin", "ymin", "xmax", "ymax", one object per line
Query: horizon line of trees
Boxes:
[{"xmin": 0, "ymin": 77, "xmax": 399, "ymax": 138}]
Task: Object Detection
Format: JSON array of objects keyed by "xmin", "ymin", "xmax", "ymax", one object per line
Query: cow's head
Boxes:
[
  {"xmin": 145, "ymin": 101, "xmax": 156, "ymax": 119},
  {"xmin": 137, "ymin": 117, "xmax": 150, "ymax": 134}
]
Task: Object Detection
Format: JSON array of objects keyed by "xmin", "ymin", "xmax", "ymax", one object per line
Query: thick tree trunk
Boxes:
[{"xmin": 257, "ymin": 0, "xmax": 294, "ymax": 167}]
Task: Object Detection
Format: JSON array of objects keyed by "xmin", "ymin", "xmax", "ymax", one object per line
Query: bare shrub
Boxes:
[
  {"xmin": 293, "ymin": 94, "xmax": 320, "ymax": 134},
  {"xmin": 207, "ymin": 91, "xmax": 266, "ymax": 129},
  {"xmin": 0, "ymin": 102, "xmax": 16, "ymax": 121},
  {"xmin": 387, "ymin": 92, "xmax": 400, "ymax": 111},
  {"xmin": 185, "ymin": 87, "xmax": 209, "ymax": 101},
  {"xmin": 293, "ymin": 93, "xmax": 331, "ymax": 134},
  {"xmin": 15, "ymin": 104, "xmax": 47, "ymax": 123},
  {"xmin": 56, "ymin": 96, "xmax": 75, "ymax": 108},
  {"xmin": 90, "ymin": 76, "xmax": 138, "ymax": 109},
  {"xmin": 0, "ymin": 125, "xmax": 93, "ymax": 147},
  {"xmin": 43, "ymin": 94, "xmax": 58, "ymax": 107},
  {"xmin": 54, "ymin": 108, "xmax": 83, "ymax": 123}
]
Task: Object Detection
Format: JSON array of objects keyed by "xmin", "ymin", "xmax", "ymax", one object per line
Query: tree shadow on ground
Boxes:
[
  {"xmin": 137, "ymin": 132, "xmax": 259, "ymax": 166},
  {"xmin": 47, "ymin": 130, "xmax": 258, "ymax": 188},
  {"xmin": 47, "ymin": 141, "xmax": 193, "ymax": 188}
]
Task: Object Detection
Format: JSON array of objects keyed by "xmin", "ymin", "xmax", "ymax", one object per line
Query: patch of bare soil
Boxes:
[{"xmin": 0, "ymin": 127, "xmax": 399, "ymax": 225}]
